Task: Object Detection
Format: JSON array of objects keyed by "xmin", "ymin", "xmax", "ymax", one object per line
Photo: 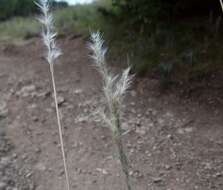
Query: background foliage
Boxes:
[
  {"xmin": 0, "ymin": 0, "xmax": 68, "ymax": 20},
  {"xmin": 110, "ymin": 0, "xmax": 221, "ymax": 29},
  {"xmin": 0, "ymin": 0, "xmax": 223, "ymax": 85}
]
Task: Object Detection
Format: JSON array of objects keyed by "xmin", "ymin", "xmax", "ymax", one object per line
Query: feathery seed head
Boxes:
[
  {"xmin": 89, "ymin": 32, "xmax": 107, "ymax": 74},
  {"xmin": 114, "ymin": 67, "xmax": 133, "ymax": 102},
  {"xmin": 36, "ymin": 0, "xmax": 61, "ymax": 64},
  {"xmin": 89, "ymin": 31, "xmax": 134, "ymax": 125},
  {"xmin": 89, "ymin": 31, "xmax": 133, "ymax": 190}
]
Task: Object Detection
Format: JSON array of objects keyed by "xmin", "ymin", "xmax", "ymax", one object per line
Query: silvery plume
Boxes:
[
  {"xmin": 89, "ymin": 31, "xmax": 134, "ymax": 190},
  {"xmin": 36, "ymin": 0, "xmax": 62, "ymax": 64}
]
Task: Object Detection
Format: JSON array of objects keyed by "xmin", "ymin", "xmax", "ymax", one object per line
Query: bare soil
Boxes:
[{"xmin": 0, "ymin": 37, "xmax": 223, "ymax": 190}]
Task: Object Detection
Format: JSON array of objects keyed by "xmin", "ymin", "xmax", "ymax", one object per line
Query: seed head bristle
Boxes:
[
  {"xmin": 89, "ymin": 32, "xmax": 133, "ymax": 190},
  {"xmin": 36, "ymin": 0, "xmax": 62, "ymax": 64},
  {"xmin": 89, "ymin": 31, "xmax": 134, "ymax": 121}
]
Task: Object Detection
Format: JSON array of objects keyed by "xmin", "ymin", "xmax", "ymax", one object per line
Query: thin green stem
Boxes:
[
  {"xmin": 49, "ymin": 63, "xmax": 71, "ymax": 190},
  {"xmin": 113, "ymin": 110, "xmax": 132, "ymax": 190}
]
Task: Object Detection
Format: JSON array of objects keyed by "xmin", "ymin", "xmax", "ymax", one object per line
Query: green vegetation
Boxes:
[
  {"xmin": 0, "ymin": 2, "xmax": 105, "ymax": 41},
  {"xmin": 0, "ymin": 0, "xmax": 68, "ymax": 20},
  {"xmin": 103, "ymin": 0, "xmax": 223, "ymax": 84},
  {"xmin": 0, "ymin": 0, "xmax": 18, "ymax": 20},
  {"xmin": 0, "ymin": 0, "xmax": 116, "ymax": 41},
  {"xmin": 0, "ymin": 0, "xmax": 223, "ymax": 85},
  {"xmin": 54, "ymin": 4, "xmax": 105, "ymax": 35},
  {"xmin": 0, "ymin": 0, "xmax": 37, "ymax": 20},
  {"xmin": 0, "ymin": 17, "xmax": 40, "ymax": 41}
]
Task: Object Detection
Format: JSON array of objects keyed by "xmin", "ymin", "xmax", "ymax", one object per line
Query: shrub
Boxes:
[
  {"xmin": 0, "ymin": 17, "xmax": 40, "ymax": 41},
  {"xmin": 0, "ymin": 0, "xmax": 69, "ymax": 20},
  {"xmin": 111, "ymin": 0, "xmax": 221, "ymax": 29},
  {"xmin": 0, "ymin": 0, "xmax": 18, "ymax": 20}
]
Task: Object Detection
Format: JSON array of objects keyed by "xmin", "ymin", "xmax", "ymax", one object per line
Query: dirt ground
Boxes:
[{"xmin": 0, "ymin": 37, "xmax": 223, "ymax": 190}]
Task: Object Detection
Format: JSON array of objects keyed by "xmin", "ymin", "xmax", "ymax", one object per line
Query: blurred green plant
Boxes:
[
  {"xmin": 0, "ymin": 0, "xmax": 68, "ymax": 20},
  {"xmin": 0, "ymin": 0, "xmax": 18, "ymax": 20},
  {"xmin": 0, "ymin": 17, "xmax": 40, "ymax": 41},
  {"xmin": 54, "ymin": 4, "xmax": 103, "ymax": 34}
]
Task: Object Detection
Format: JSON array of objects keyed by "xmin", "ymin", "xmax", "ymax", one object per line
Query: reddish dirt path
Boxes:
[{"xmin": 0, "ymin": 37, "xmax": 223, "ymax": 190}]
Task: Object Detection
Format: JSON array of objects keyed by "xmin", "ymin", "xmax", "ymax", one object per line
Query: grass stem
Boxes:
[
  {"xmin": 49, "ymin": 63, "xmax": 70, "ymax": 190},
  {"xmin": 113, "ymin": 110, "xmax": 132, "ymax": 190}
]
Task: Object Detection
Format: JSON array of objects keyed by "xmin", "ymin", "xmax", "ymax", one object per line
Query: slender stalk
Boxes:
[
  {"xmin": 113, "ymin": 109, "xmax": 131, "ymax": 190},
  {"xmin": 49, "ymin": 64, "xmax": 70, "ymax": 190}
]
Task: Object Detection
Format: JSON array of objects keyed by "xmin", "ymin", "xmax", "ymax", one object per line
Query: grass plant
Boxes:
[
  {"xmin": 89, "ymin": 32, "xmax": 134, "ymax": 190},
  {"xmin": 36, "ymin": 1, "xmax": 70, "ymax": 190}
]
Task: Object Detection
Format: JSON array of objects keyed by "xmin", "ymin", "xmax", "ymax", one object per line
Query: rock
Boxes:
[
  {"xmin": 214, "ymin": 172, "xmax": 222, "ymax": 178},
  {"xmin": 164, "ymin": 165, "xmax": 172, "ymax": 170},
  {"xmin": 152, "ymin": 177, "xmax": 163, "ymax": 183},
  {"xmin": 12, "ymin": 154, "xmax": 17, "ymax": 159},
  {"xmin": 36, "ymin": 90, "xmax": 51, "ymax": 98},
  {"xmin": 135, "ymin": 119, "xmax": 141, "ymax": 127},
  {"xmin": 129, "ymin": 170, "xmax": 134, "ymax": 176},
  {"xmin": 58, "ymin": 169, "xmax": 64, "ymax": 176},
  {"xmin": 75, "ymin": 116, "xmax": 87, "ymax": 123},
  {"xmin": 129, "ymin": 170, "xmax": 143, "ymax": 178},
  {"xmin": 74, "ymin": 89, "xmax": 83, "ymax": 95},
  {"xmin": 96, "ymin": 168, "xmax": 108, "ymax": 175},
  {"xmin": 135, "ymin": 127, "xmax": 146, "ymax": 135},
  {"xmin": 51, "ymin": 96, "xmax": 66, "ymax": 107},
  {"xmin": 184, "ymin": 127, "xmax": 193, "ymax": 133},
  {"xmin": 25, "ymin": 172, "xmax": 33, "ymax": 178},
  {"xmin": 137, "ymin": 114, "xmax": 142, "ymax": 118},
  {"xmin": 16, "ymin": 85, "xmax": 36, "ymax": 97},
  {"xmin": 57, "ymin": 96, "xmax": 65, "ymax": 106},
  {"xmin": 130, "ymin": 102, "xmax": 135, "ymax": 106},
  {"xmin": 35, "ymin": 162, "xmax": 46, "ymax": 172},
  {"xmin": 21, "ymin": 154, "xmax": 28, "ymax": 161},
  {"xmin": 177, "ymin": 127, "xmax": 193, "ymax": 134},
  {"xmin": 35, "ymin": 147, "xmax": 41, "ymax": 154},
  {"xmin": 32, "ymin": 116, "xmax": 39, "ymax": 122}
]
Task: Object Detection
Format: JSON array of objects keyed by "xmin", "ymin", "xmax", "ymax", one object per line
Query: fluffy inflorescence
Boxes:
[
  {"xmin": 89, "ymin": 32, "xmax": 133, "ymax": 190},
  {"xmin": 36, "ymin": 0, "xmax": 61, "ymax": 64},
  {"xmin": 89, "ymin": 32, "xmax": 133, "ymax": 131}
]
